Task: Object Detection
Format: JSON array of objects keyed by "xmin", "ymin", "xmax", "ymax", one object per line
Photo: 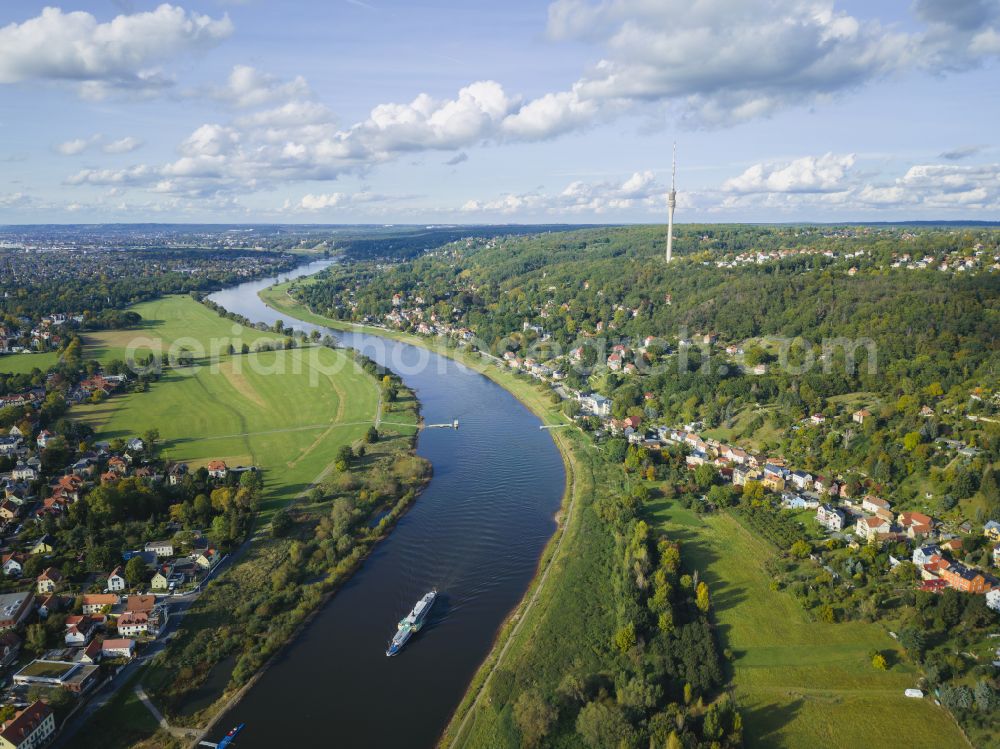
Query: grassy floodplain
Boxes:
[
  {"xmin": 261, "ymin": 280, "xmax": 969, "ymax": 749},
  {"xmin": 75, "ymin": 295, "xmax": 381, "ymax": 511},
  {"xmin": 648, "ymin": 501, "xmax": 967, "ymax": 749}
]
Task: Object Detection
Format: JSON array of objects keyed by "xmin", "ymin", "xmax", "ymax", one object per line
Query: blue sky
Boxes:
[{"xmin": 1, "ymin": 0, "xmax": 999, "ymax": 223}]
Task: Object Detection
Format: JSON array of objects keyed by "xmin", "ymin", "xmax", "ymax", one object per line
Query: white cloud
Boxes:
[
  {"xmin": 723, "ymin": 153, "xmax": 857, "ymax": 193},
  {"xmin": 542, "ymin": 0, "xmax": 1000, "ymax": 127},
  {"xmin": 66, "ymin": 165, "xmax": 155, "ymax": 186},
  {"xmin": 462, "ymin": 170, "xmax": 666, "ymax": 215},
  {"xmin": 290, "ymin": 191, "xmax": 401, "ymax": 211},
  {"xmin": 0, "ymin": 192, "xmax": 32, "ymax": 209},
  {"xmin": 103, "ymin": 136, "xmax": 143, "ymax": 154},
  {"xmin": 213, "ymin": 65, "xmax": 310, "ymax": 108},
  {"xmin": 0, "ymin": 4, "xmax": 232, "ymax": 95},
  {"xmin": 717, "ymin": 155, "xmax": 1000, "ymax": 213},
  {"xmin": 501, "ymin": 88, "xmax": 599, "ymax": 140},
  {"xmin": 55, "ymin": 135, "xmax": 101, "ymax": 156}
]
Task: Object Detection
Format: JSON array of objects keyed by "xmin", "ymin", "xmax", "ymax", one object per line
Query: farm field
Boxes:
[
  {"xmin": 74, "ymin": 296, "xmax": 387, "ymax": 511},
  {"xmin": 647, "ymin": 500, "xmax": 967, "ymax": 749}
]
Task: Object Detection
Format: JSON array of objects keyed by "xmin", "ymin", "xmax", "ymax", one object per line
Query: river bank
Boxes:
[
  {"xmin": 256, "ymin": 281, "xmax": 605, "ymax": 747},
  {"xmin": 193, "ymin": 265, "xmax": 566, "ymax": 749}
]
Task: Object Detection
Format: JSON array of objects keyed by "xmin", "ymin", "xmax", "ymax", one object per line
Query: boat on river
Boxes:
[{"xmin": 386, "ymin": 591, "xmax": 437, "ymax": 656}]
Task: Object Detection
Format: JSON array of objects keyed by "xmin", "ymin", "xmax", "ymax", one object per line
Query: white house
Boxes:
[
  {"xmin": 986, "ymin": 589, "xmax": 1000, "ymax": 613},
  {"xmin": 144, "ymin": 541, "xmax": 174, "ymax": 559},
  {"xmin": 816, "ymin": 504, "xmax": 845, "ymax": 532},
  {"xmin": 0, "ymin": 701, "xmax": 55, "ymax": 749},
  {"xmin": 578, "ymin": 394, "xmax": 611, "ymax": 418},
  {"xmin": 790, "ymin": 470, "xmax": 813, "ymax": 490},
  {"xmin": 101, "ymin": 638, "xmax": 136, "ymax": 660},
  {"xmin": 107, "ymin": 566, "xmax": 127, "ymax": 592}
]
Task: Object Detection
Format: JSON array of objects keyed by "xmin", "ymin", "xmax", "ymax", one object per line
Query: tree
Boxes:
[
  {"xmin": 271, "ymin": 508, "xmax": 292, "ymax": 538},
  {"xmin": 695, "ymin": 581, "xmax": 711, "ymax": 613},
  {"xmin": 742, "ymin": 481, "xmax": 765, "ymax": 503},
  {"xmin": 871, "ymin": 653, "xmax": 887, "ymax": 670},
  {"xmin": 25, "ymin": 623, "xmax": 47, "ymax": 653},
  {"xmin": 194, "ymin": 494, "xmax": 213, "ymax": 523},
  {"xmin": 513, "ymin": 690, "xmax": 557, "ymax": 748},
  {"xmin": 365, "ymin": 426, "xmax": 379, "ymax": 444},
  {"xmin": 903, "ymin": 431, "xmax": 922, "ymax": 452},
  {"xmin": 576, "ymin": 701, "xmax": 636, "ymax": 749},
  {"xmin": 614, "ymin": 621, "xmax": 637, "ymax": 652},
  {"xmin": 125, "ymin": 556, "xmax": 148, "ymax": 587},
  {"xmin": 86, "ymin": 544, "xmax": 115, "ymax": 572},
  {"xmin": 693, "ymin": 463, "xmax": 716, "ymax": 490},
  {"xmin": 789, "ymin": 540, "xmax": 811, "ymax": 559}
]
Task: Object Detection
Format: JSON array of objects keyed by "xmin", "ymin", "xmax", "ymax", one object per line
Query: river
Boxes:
[{"xmin": 203, "ymin": 260, "xmax": 565, "ymax": 747}]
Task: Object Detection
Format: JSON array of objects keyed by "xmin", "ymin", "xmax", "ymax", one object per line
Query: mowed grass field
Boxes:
[
  {"xmin": 0, "ymin": 349, "xmax": 62, "ymax": 374},
  {"xmin": 74, "ymin": 296, "xmax": 386, "ymax": 512},
  {"xmin": 647, "ymin": 500, "xmax": 967, "ymax": 749}
]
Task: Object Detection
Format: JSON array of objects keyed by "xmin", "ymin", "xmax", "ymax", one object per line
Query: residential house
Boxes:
[
  {"xmin": 64, "ymin": 615, "xmax": 99, "ymax": 646},
  {"xmin": 79, "ymin": 639, "xmax": 102, "ymax": 665},
  {"xmin": 151, "ymin": 571, "xmax": 170, "ymax": 590},
  {"xmin": 192, "ymin": 548, "xmax": 219, "ymax": 570},
  {"xmin": 206, "ymin": 460, "xmax": 228, "ymax": 479},
  {"xmin": 10, "ymin": 464, "xmax": 35, "ymax": 482},
  {"xmin": 0, "ymin": 700, "xmax": 55, "ymax": 749},
  {"xmin": 144, "ymin": 540, "xmax": 174, "ymax": 559},
  {"xmin": 816, "ymin": 504, "xmax": 846, "ymax": 532},
  {"xmin": 35, "ymin": 568, "xmax": 62, "ymax": 595},
  {"xmin": 853, "ymin": 408, "xmax": 872, "ymax": 424},
  {"xmin": 81, "ymin": 594, "xmax": 119, "ymax": 615},
  {"xmin": 0, "ymin": 500, "xmax": 21, "ymax": 522},
  {"xmin": 781, "ymin": 492, "xmax": 818, "ymax": 510},
  {"xmin": 167, "ymin": 463, "xmax": 188, "ymax": 486},
  {"xmin": 107, "ymin": 566, "xmax": 127, "ymax": 592},
  {"xmin": 1, "ymin": 553, "xmax": 25, "ymax": 577},
  {"xmin": 862, "ymin": 496, "xmax": 892, "ymax": 515},
  {"xmin": 762, "ymin": 466, "xmax": 785, "ymax": 492},
  {"xmin": 116, "ymin": 611, "xmax": 149, "ymax": 637},
  {"xmin": 790, "ymin": 470, "xmax": 813, "ymax": 490},
  {"xmin": 984, "ymin": 520, "xmax": 1000, "ymax": 543},
  {"xmin": 35, "ymin": 430, "xmax": 54, "ymax": 449},
  {"xmin": 125, "ymin": 595, "xmax": 156, "ymax": 616},
  {"xmin": 855, "ymin": 515, "xmax": 892, "ymax": 542},
  {"xmin": 101, "ymin": 638, "xmax": 136, "ymax": 660},
  {"xmin": 29, "ymin": 535, "xmax": 54, "ymax": 555},
  {"xmin": 898, "ymin": 512, "xmax": 934, "ymax": 539},
  {"xmin": 913, "ymin": 544, "xmax": 942, "ymax": 567},
  {"xmin": 578, "ymin": 394, "xmax": 611, "ymax": 418},
  {"xmin": 36, "ymin": 595, "xmax": 61, "ymax": 619}
]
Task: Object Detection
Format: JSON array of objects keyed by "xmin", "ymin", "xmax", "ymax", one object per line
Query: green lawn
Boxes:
[
  {"xmin": 0, "ymin": 349, "xmax": 61, "ymax": 374},
  {"xmin": 647, "ymin": 500, "xmax": 967, "ymax": 749},
  {"xmin": 75, "ymin": 296, "xmax": 386, "ymax": 510}
]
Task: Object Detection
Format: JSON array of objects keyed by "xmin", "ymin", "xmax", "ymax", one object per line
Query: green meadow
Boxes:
[
  {"xmin": 74, "ymin": 295, "xmax": 387, "ymax": 511},
  {"xmin": 0, "ymin": 349, "xmax": 61, "ymax": 374},
  {"xmin": 648, "ymin": 500, "xmax": 967, "ymax": 749}
]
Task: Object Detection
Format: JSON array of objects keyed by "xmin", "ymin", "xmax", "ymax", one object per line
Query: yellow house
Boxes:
[
  {"xmin": 151, "ymin": 571, "xmax": 170, "ymax": 590},
  {"xmin": 763, "ymin": 474, "xmax": 785, "ymax": 492}
]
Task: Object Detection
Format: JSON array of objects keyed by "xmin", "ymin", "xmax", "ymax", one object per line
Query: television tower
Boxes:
[{"xmin": 666, "ymin": 143, "xmax": 676, "ymax": 263}]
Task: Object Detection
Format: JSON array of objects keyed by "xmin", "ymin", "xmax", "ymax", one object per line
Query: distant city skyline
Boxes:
[{"xmin": 1, "ymin": 0, "xmax": 999, "ymax": 223}]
